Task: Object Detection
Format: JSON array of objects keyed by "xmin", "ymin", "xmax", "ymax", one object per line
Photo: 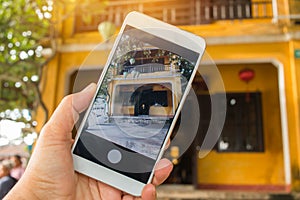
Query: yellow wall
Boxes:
[
  {"xmin": 54, "ymin": 50, "xmax": 110, "ymax": 104},
  {"xmin": 289, "ymin": 39, "xmax": 300, "ymax": 189}
]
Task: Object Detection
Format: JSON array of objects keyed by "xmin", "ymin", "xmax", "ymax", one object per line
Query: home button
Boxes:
[{"xmin": 107, "ymin": 149, "xmax": 122, "ymax": 164}]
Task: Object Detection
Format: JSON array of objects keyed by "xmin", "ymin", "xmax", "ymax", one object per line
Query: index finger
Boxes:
[{"xmin": 152, "ymin": 158, "xmax": 173, "ymax": 186}]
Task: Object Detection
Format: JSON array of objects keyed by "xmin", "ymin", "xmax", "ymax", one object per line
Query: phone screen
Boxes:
[{"xmin": 73, "ymin": 25, "xmax": 200, "ymax": 183}]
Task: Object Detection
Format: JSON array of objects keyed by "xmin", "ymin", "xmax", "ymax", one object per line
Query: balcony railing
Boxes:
[{"xmin": 74, "ymin": 0, "xmax": 273, "ymax": 33}]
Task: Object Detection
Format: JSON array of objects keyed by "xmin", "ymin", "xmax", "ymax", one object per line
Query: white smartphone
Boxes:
[{"xmin": 71, "ymin": 11, "xmax": 206, "ymax": 196}]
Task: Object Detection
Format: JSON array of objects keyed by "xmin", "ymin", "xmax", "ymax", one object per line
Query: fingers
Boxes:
[
  {"xmin": 139, "ymin": 158, "xmax": 172, "ymax": 200},
  {"xmin": 140, "ymin": 184, "xmax": 156, "ymax": 200},
  {"xmin": 122, "ymin": 194, "xmax": 135, "ymax": 200},
  {"xmin": 152, "ymin": 158, "xmax": 173, "ymax": 186},
  {"xmin": 97, "ymin": 181, "xmax": 122, "ymax": 200},
  {"xmin": 41, "ymin": 83, "xmax": 97, "ymax": 140}
]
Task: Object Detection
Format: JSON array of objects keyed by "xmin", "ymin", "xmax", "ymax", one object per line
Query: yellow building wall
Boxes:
[
  {"xmin": 294, "ymin": 41, "xmax": 300, "ymax": 127},
  {"xmin": 289, "ymin": 39, "xmax": 300, "ymax": 189},
  {"xmin": 54, "ymin": 50, "xmax": 110, "ymax": 104},
  {"xmin": 35, "ymin": 56, "xmax": 59, "ymax": 131}
]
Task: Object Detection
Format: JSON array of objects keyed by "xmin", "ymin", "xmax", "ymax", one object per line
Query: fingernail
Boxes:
[
  {"xmin": 155, "ymin": 158, "xmax": 173, "ymax": 170},
  {"xmin": 81, "ymin": 83, "xmax": 96, "ymax": 93}
]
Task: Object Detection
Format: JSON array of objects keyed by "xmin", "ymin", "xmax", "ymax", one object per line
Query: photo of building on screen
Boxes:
[{"xmin": 84, "ymin": 34, "xmax": 195, "ymax": 159}]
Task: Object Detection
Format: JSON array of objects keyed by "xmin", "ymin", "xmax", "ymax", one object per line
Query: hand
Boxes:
[{"xmin": 5, "ymin": 83, "xmax": 173, "ymax": 200}]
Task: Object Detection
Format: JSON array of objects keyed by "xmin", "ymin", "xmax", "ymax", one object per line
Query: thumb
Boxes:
[{"xmin": 42, "ymin": 83, "xmax": 97, "ymax": 139}]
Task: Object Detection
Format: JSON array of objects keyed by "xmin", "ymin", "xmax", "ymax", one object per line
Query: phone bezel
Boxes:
[{"xmin": 71, "ymin": 11, "xmax": 206, "ymax": 196}]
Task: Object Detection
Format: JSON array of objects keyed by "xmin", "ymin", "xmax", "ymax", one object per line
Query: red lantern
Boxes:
[
  {"xmin": 239, "ymin": 68, "xmax": 255, "ymax": 83},
  {"xmin": 238, "ymin": 68, "xmax": 255, "ymax": 102}
]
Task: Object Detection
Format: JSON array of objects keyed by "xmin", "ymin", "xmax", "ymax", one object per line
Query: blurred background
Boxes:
[{"xmin": 0, "ymin": 0, "xmax": 300, "ymax": 199}]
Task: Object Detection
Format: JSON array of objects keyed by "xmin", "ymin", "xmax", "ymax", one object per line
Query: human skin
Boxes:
[{"xmin": 4, "ymin": 83, "xmax": 173, "ymax": 200}]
